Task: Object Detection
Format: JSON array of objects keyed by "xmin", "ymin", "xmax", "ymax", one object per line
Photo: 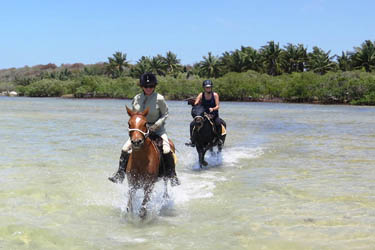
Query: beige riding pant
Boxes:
[{"xmin": 122, "ymin": 133, "xmax": 171, "ymax": 154}]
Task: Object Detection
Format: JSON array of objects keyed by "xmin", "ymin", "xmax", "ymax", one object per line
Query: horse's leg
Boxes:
[
  {"xmin": 218, "ymin": 143, "xmax": 223, "ymax": 152},
  {"xmin": 198, "ymin": 146, "xmax": 208, "ymax": 167},
  {"xmin": 202, "ymin": 148, "xmax": 208, "ymax": 166},
  {"xmin": 218, "ymin": 135, "xmax": 226, "ymax": 153},
  {"xmin": 197, "ymin": 146, "xmax": 207, "ymax": 168},
  {"xmin": 209, "ymin": 147, "xmax": 215, "ymax": 157},
  {"xmin": 127, "ymin": 186, "xmax": 136, "ymax": 214},
  {"xmin": 140, "ymin": 182, "xmax": 154, "ymax": 219},
  {"xmin": 163, "ymin": 177, "xmax": 169, "ymax": 199}
]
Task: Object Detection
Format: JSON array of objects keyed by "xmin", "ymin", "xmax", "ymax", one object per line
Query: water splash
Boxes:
[
  {"xmin": 86, "ymin": 145, "xmax": 264, "ymax": 224},
  {"xmin": 187, "ymin": 146, "xmax": 264, "ymax": 170}
]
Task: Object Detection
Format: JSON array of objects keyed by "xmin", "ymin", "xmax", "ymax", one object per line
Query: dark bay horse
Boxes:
[
  {"xmin": 125, "ymin": 106, "xmax": 175, "ymax": 219},
  {"xmin": 190, "ymin": 105, "xmax": 226, "ymax": 168}
]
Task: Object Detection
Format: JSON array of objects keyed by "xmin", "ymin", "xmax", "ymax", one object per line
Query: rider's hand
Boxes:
[{"xmin": 209, "ymin": 108, "xmax": 214, "ymax": 113}]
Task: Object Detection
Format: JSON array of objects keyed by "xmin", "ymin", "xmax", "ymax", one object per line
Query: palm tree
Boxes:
[
  {"xmin": 186, "ymin": 63, "xmax": 201, "ymax": 79},
  {"xmin": 352, "ymin": 40, "xmax": 375, "ymax": 72},
  {"xmin": 162, "ymin": 51, "xmax": 182, "ymax": 77},
  {"xmin": 199, "ymin": 52, "xmax": 221, "ymax": 78},
  {"xmin": 149, "ymin": 55, "xmax": 166, "ymax": 76},
  {"xmin": 336, "ymin": 51, "xmax": 354, "ymax": 71},
  {"xmin": 106, "ymin": 51, "xmax": 129, "ymax": 78},
  {"xmin": 240, "ymin": 46, "xmax": 262, "ymax": 72},
  {"xmin": 259, "ymin": 41, "xmax": 282, "ymax": 76},
  {"xmin": 281, "ymin": 43, "xmax": 307, "ymax": 73},
  {"xmin": 306, "ymin": 47, "xmax": 336, "ymax": 74},
  {"xmin": 130, "ymin": 56, "xmax": 152, "ymax": 78},
  {"xmin": 220, "ymin": 50, "xmax": 247, "ymax": 73}
]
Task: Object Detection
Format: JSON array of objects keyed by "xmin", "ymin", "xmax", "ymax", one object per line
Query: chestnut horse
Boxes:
[{"xmin": 125, "ymin": 106, "xmax": 175, "ymax": 219}]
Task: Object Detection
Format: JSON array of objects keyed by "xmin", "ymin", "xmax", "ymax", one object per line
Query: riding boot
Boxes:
[
  {"xmin": 214, "ymin": 122, "xmax": 223, "ymax": 145},
  {"xmin": 163, "ymin": 152, "xmax": 181, "ymax": 186},
  {"xmin": 108, "ymin": 151, "xmax": 130, "ymax": 183}
]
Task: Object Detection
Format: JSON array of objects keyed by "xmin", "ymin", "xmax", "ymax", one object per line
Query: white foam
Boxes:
[
  {"xmin": 87, "ymin": 145, "xmax": 264, "ymax": 222},
  {"xmin": 186, "ymin": 146, "xmax": 264, "ymax": 169}
]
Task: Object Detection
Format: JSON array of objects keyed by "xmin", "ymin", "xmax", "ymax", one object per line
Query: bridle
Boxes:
[
  {"xmin": 193, "ymin": 113, "xmax": 214, "ymax": 134},
  {"xmin": 128, "ymin": 127, "xmax": 149, "ymax": 139}
]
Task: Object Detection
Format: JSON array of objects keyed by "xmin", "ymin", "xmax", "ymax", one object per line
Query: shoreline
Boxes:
[{"xmin": 2, "ymin": 94, "xmax": 372, "ymax": 106}]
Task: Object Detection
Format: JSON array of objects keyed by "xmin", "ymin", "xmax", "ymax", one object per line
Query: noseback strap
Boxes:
[{"xmin": 128, "ymin": 128, "xmax": 149, "ymax": 138}]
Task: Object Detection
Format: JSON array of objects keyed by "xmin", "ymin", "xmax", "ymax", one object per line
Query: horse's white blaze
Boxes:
[{"xmin": 135, "ymin": 117, "xmax": 141, "ymax": 125}]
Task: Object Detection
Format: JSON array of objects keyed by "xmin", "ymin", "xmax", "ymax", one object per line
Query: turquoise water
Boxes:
[{"xmin": 1, "ymin": 96, "xmax": 375, "ymax": 249}]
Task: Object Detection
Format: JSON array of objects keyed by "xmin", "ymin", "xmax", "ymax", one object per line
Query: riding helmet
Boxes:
[
  {"xmin": 140, "ymin": 72, "xmax": 158, "ymax": 87},
  {"xmin": 202, "ymin": 79, "xmax": 213, "ymax": 88}
]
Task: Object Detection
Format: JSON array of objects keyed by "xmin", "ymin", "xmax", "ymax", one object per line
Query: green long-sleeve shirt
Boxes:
[{"xmin": 131, "ymin": 92, "xmax": 168, "ymax": 135}]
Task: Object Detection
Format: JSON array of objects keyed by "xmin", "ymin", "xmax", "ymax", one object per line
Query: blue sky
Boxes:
[{"xmin": 1, "ymin": 0, "xmax": 374, "ymax": 69}]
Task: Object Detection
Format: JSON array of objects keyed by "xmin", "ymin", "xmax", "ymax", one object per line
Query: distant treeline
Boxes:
[{"xmin": 0, "ymin": 40, "xmax": 375, "ymax": 105}]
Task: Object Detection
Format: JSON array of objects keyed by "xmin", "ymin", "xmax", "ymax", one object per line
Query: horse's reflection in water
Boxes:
[{"xmin": 125, "ymin": 106, "xmax": 175, "ymax": 219}]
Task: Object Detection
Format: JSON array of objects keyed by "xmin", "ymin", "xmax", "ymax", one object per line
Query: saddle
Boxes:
[{"xmin": 204, "ymin": 114, "xmax": 226, "ymax": 136}]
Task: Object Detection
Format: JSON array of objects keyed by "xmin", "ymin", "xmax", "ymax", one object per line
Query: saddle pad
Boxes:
[
  {"xmin": 221, "ymin": 124, "xmax": 227, "ymax": 136},
  {"xmin": 172, "ymin": 152, "xmax": 178, "ymax": 165}
]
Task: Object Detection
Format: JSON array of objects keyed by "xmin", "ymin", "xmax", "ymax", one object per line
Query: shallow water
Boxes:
[{"xmin": 1, "ymin": 96, "xmax": 375, "ymax": 249}]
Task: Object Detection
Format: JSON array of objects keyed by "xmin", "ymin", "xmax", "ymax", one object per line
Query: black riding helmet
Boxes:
[
  {"xmin": 140, "ymin": 72, "xmax": 158, "ymax": 87},
  {"xmin": 202, "ymin": 79, "xmax": 213, "ymax": 88}
]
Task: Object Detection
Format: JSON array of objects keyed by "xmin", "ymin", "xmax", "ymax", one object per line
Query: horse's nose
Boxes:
[{"xmin": 131, "ymin": 138, "xmax": 143, "ymax": 147}]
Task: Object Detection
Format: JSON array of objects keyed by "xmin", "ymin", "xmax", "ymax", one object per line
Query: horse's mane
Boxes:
[{"xmin": 191, "ymin": 105, "xmax": 205, "ymax": 118}]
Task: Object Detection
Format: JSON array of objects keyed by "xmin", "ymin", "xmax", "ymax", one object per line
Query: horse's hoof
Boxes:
[
  {"xmin": 170, "ymin": 176, "xmax": 181, "ymax": 186},
  {"xmin": 202, "ymin": 161, "xmax": 208, "ymax": 166}
]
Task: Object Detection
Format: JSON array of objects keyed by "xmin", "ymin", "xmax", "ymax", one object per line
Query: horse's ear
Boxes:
[
  {"xmin": 142, "ymin": 107, "xmax": 150, "ymax": 117},
  {"xmin": 126, "ymin": 106, "xmax": 134, "ymax": 116}
]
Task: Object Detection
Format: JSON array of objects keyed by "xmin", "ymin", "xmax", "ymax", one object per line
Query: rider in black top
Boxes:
[{"xmin": 186, "ymin": 80, "xmax": 223, "ymax": 146}]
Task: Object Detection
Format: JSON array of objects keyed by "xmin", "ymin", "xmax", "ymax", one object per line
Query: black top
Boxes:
[{"xmin": 201, "ymin": 92, "xmax": 219, "ymax": 117}]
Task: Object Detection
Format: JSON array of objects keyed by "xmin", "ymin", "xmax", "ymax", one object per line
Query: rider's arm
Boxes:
[
  {"xmin": 131, "ymin": 94, "xmax": 140, "ymax": 111},
  {"xmin": 152, "ymin": 95, "xmax": 168, "ymax": 130},
  {"xmin": 210, "ymin": 92, "xmax": 220, "ymax": 112},
  {"xmin": 194, "ymin": 93, "xmax": 202, "ymax": 106}
]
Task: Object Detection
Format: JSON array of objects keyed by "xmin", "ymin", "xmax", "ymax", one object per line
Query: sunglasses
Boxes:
[{"xmin": 143, "ymin": 85, "xmax": 155, "ymax": 89}]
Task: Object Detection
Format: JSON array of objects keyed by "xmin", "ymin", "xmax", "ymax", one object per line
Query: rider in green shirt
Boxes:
[{"xmin": 109, "ymin": 73, "xmax": 180, "ymax": 186}]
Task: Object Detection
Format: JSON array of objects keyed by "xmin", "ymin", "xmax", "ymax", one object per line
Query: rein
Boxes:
[
  {"xmin": 129, "ymin": 121, "xmax": 177, "ymax": 152},
  {"xmin": 204, "ymin": 114, "xmax": 214, "ymax": 126},
  {"xmin": 194, "ymin": 114, "xmax": 214, "ymax": 126}
]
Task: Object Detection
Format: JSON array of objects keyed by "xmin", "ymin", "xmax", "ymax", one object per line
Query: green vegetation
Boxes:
[{"xmin": 1, "ymin": 40, "xmax": 375, "ymax": 105}]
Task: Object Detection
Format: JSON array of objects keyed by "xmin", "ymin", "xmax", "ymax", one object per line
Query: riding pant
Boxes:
[
  {"xmin": 122, "ymin": 133, "xmax": 171, "ymax": 154},
  {"xmin": 213, "ymin": 116, "xmax": 222, "ymax": 135}
]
